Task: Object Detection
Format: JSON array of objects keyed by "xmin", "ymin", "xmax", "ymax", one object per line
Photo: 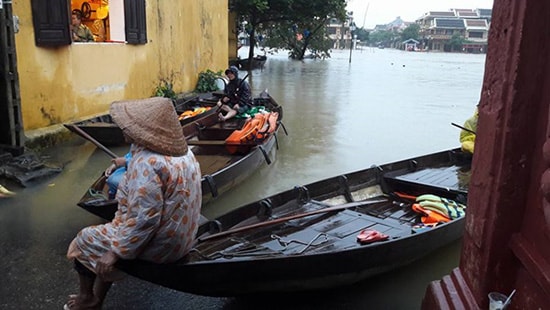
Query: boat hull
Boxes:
[
  {"xmin": 64, "ymin": 94, "xmax": 220, "ymax": 146},
  {"xmin": 76, "ymin": 95, "xmax": 285, "ymax": 220},
  {"xmin": 116, "ymin": 148, "xmax": 472, "ymax": 296}
]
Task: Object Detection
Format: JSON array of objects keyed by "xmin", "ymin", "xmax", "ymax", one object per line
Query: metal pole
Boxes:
[{"xmin": 349, "ymin": 41, "xmax": 353, "ymax": 63}]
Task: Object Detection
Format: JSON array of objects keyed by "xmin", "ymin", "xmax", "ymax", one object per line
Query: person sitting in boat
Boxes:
[
  {"xmin": 65, "ymin": 97, "xmax": 202, "ymax": 310},
  {"xmin": 217, "ymin": 65, "xmax": 252, "ymax": 121},
  {"xmin": 104, "ymin": 152, "xmax": 132, "ymax": 199},
  {"xmin": 459, "ymin": 107, "xmax": 478, "ymax": 154}
]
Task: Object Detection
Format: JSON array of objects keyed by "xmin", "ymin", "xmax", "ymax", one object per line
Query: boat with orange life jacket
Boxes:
[
  {"xmin": 111, "ymin": 147, "xmax": 472, "ymax": 297},
  {"xmin": 225, "ymin": 111, "xmax": 280, "ymax": 154},
  {"xmin": 64, "ymin": 93, "xmax": 221, "ymax": 146},
  {"xmin": 74, "ymin": 92, "xmax": 287, "ymax": 220}
]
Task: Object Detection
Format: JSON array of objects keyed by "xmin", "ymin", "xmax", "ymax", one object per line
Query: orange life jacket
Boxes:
[
  {"xmin": 411, "ymin": 203, "xmax": 451, "ymax": 224},
  {"xmin": 225, "ymin": 112, "xmax": 279, "ymax": 154}
]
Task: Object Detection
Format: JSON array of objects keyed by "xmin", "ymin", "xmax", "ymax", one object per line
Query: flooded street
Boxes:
[{"xmin": 0, "ymin": 48, "xmax": 485, "ymax": 309}]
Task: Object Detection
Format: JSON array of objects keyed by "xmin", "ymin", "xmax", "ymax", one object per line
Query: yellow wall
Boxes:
[
  {"xmin": 228, "ymin": 12, "xmax": 238, "ymax": 59},
  {"xmin": 13, "ymin": 0, "xmax": 228, "ymax": 130}
]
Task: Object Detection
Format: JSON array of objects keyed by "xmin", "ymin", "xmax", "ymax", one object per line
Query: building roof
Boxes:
[
  {"xmin": 427, "ymin": 11, "xmax": 456, "ymax": 17},
  {"xmin": 402, "ymin": 38, "xmax": 420, "ymax": 44},
  {"xmin": 477, "ymin": 9, "xmax": 493, "ymax": 17},
  {"xmin": 458, "ymin": 11, "xmax": 478, "ymax": 17},
  {"xmin": 465, "ymin": 19, "xmax": 488, "ymax": 28},
  {"xmin": 435, "ymin": 18, "xmax": 466, "ymax": 28},
  {"xmin": 454, "ymin": 9, "xmax": 474, "ymax": 13}
]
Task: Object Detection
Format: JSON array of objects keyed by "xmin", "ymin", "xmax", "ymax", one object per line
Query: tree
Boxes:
[
  {"xmin": 354, "ymin": 27, "xmax": 369, "ymax": 43},
  {"xmin": 400, "ymin": 24, "xmax": 420, "ymax": 41},
  {"xmin": 230, "ymin": 0, "xmax": 347, "ymax": 61},
  {"xmin": 449, "ymin": 33, "xmax": 466, "ymax": 51},
  {"xmin": 368, "ymin": 30, "xmax": 393, "ymax": 47},
  {"xmin": 263, "ymin": 18, "xmax": 333, "ymax": 59}
]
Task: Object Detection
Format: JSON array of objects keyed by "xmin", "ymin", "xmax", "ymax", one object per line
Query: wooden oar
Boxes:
[
  {"xmin": 66, "ymin": 124, "xmax": 119, "ymax": 159},
  {"xmin": 451, "ymin": 122, "xmax": 476, "ymax": 135},
  {"xmin": 198, "ymin": 198, "xmax": 387, "ymax": 243}
]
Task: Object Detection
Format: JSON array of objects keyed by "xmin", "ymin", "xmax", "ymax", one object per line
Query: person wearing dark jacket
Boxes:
[{"xmin": 217, "ymin": 66, "xmax": 252, "ymax": 121}]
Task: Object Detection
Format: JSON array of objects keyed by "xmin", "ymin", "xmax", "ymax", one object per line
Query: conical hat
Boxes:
[{"xmin": 110, "ymin": 97, "xmax": 188, "ymax": 156}]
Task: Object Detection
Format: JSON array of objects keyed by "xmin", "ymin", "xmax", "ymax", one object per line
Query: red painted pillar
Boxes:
[{"xmin": 422, "ymin": 0, "xmax": 550, "ymax": 309}]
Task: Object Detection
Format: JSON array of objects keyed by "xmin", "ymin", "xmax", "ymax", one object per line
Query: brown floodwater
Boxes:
[{"xmin": 0, "ymin": 48, "xmax": 485, "ymax": 309}]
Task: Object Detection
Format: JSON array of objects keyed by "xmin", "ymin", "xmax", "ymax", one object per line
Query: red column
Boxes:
[{"xmin": 422, "ymin": 0, "xmax": 550, "ymax": 309}]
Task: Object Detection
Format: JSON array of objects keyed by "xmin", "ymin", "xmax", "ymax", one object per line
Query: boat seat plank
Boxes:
[
  {"xmin": 187, "ymin": 140, "xmax": 226, "ymax": 146},
  {"xmin": 258, "ymin": 210, "xmax": 412, "ymax": 254},
  {"xmin": 194, "ymin": 154, "xmax": 232, "ymax": 175},
  {"xmin": 384, "ymin": 165, "xmax": 470, "ymax": 195},
  {"xmin": 187, "ymin": 140, "xmax": 258, "ymax": 147},
  {"xmin": 306, "ymin": 209, "xmax": 408, "ymax": 238}
]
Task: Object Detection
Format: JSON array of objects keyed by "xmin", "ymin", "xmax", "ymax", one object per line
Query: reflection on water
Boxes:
[
  {"xmin": 202, "ymin": 48, "xmax": 484, "ymax": 308},
  {"xmin": 205, "ymin": 48, "xmax": 485, "ymax": 218}
]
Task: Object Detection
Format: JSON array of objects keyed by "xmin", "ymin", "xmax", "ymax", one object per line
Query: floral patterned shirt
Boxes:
[{"xmin": 69, "ymin": 144, "xmax": 202, "ymax": 273}]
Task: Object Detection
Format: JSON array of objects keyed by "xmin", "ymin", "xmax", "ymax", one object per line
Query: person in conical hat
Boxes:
[{"xmin": 65, "ymin": 97, "xmax": 202, "ymax": 310}]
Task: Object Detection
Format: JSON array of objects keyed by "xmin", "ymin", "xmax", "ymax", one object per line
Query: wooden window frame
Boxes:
[{"xmin": 31, "ymin": 0, "xmax": 147, "ymax": 47}]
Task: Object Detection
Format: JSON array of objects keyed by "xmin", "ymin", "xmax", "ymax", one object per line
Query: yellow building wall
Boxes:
[
  {"xmin": 228, "ymin": 12, "xmax": 238, "ymax": 59},
  {"xmin": 13, "ymin": 0, "xmax": 228, "ymax": 131}
]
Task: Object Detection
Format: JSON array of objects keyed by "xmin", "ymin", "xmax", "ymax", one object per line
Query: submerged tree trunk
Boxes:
[{"xmin": 246, "ymin": 24, "xmax": 257, "ymax": 70}]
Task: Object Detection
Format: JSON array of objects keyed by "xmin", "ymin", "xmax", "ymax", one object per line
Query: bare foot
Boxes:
[{"xmin": 64, "ymin": 294, "xmax": 100, "ymax": 310}]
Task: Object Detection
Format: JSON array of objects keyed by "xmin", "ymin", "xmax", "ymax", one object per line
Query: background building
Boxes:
[
  {"xmin": 0, "ymin": 0, "xmax": 229, "ymax": 153},
  {"xmin": 416, "ymin": 8, "xmax": 491, "ymax": 52}
]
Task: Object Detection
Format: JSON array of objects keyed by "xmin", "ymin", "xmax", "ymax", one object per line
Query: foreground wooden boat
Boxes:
[
  {"xmin": 64, "ymin": 93, "xmax": 220, "ymax": 146},
  {"xmin": 114, "ymin": 148, "xmax": 472, "ymax": 296},
  {"xmin": 77, "ymin": 94, "xmax": 286, "ymax": 220}
]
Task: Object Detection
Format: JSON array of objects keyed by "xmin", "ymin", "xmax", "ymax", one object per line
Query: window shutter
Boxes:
[
  {"xmin": 124, "ymin": 0, "xmax": 147, "ymax": 44},
  {"xmin": 31, "ymin": 0, "xmax": 71, "ymax": 47}
]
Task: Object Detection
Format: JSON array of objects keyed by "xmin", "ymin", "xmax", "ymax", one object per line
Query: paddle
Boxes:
[
  {"xmin": 451, "ymin": 122, "xmax": 476, "ymax": 135},
  {"xmin": 198, "ymin": 197, "xmax": 387, "ymax": 243},
  {"xmin": 67, "ymin": 124, "xmax": 119, "ymax": 159}
]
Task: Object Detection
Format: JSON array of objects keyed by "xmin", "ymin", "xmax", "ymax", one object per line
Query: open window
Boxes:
[{"xmin": 31, "ymin": 0, "xmax": 147, "ymax": 46}]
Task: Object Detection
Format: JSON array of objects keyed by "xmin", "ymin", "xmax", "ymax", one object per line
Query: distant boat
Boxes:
[{"xmin": 230, "ymin": 55, "xmax": 267, "ymax": 70}]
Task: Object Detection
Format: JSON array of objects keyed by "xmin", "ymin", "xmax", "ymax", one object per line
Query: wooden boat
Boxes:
[
  {"xmin": 113, "ymin": 148, "xmax": 472, "ymax": 296},
  {"xmin": 76, "ymin": 94, "xmax": 286, "ymax": 220},
  {"xmin": 231, "ymin": 55, "xmax": 267, "ymax": 70},
  {"xmin": 64, "ymin": 94, "xmax": 220, "ymax": 146}
]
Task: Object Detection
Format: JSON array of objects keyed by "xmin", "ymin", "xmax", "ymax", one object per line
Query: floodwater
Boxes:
[{"xmin": 0, "ymin": 48, "xmax": 485, "ymax": 309}]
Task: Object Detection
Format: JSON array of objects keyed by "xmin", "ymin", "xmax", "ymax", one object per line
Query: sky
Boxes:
[{"xmin": 346, "ymin": 0, "xmax": 494, "ymax": 29}]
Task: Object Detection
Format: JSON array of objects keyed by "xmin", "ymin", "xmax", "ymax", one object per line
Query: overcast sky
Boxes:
[{"xmin": 346, "ymin": 0, "xmax": 494, "ymax": 29}]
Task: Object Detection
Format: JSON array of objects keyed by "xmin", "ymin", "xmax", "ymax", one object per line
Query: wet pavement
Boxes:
[{"xmin": 1, "ymin": 48, "xmax": 485, "ymax": 309}]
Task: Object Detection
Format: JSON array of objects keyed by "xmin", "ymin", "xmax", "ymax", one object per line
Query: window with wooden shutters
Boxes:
[
  {"xmin": 124, "ymin": 0, "xmax": 147, "ymax": 44},
  {"xmin": 31, "ymin": 0, "xmax": 72, "ymax": 46},
  {"xmin": 29, "ymin": 0, "xmax": 147, "ymax": 46}
]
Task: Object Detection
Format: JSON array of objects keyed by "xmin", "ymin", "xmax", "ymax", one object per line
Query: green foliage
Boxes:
[
  {"xmin": 449, "ymin": 33, "xmax": 466, "ymax": 51},
  {"xmin": 154, "ymin": 78, "xmax": 177, "ymax": 100},
  {"xmin": 264, "ymin": 19, "xmax": 333, "ymax": 60},
  {"xmin": 401, "ymin": 24, "xmax": 420, "ymax": 41},
  {"xmin": 368, "ymin": 30, "xmax": 395, "ymax": 46},
  {"xmin": 195, "ymin": 69, "xmax": 224, "ymax": 93},
  {"xmin": 231, "ymin": 0, "xmax": 347, "ymax": 60},
  {"xmin": 354, "ymin": 27, "xmax": 369, "ymax": 42}
]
